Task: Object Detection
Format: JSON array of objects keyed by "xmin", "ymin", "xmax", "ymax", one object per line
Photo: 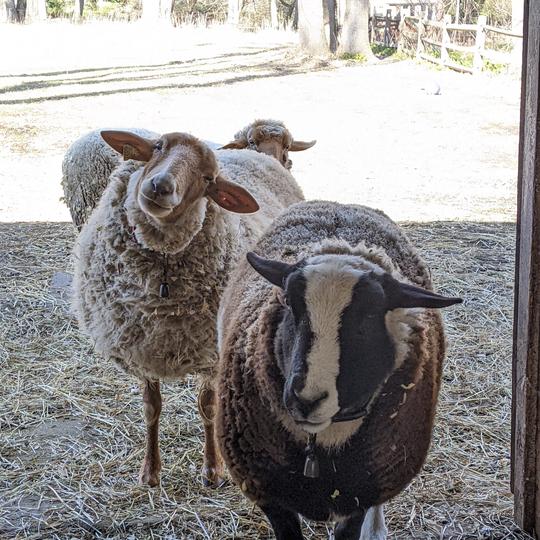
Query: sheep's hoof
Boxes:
[
  {"xmin": 139, "ymin": 458, "xmax": 161, "ymax": 487},
  {"xmin": 201, "ymin": 466, "xmax": 226, "ymax": 488}
]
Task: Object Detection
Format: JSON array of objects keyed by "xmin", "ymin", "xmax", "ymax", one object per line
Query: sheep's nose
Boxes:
[
  {"xmin": 150, "ymin": 174, "xmax": 174, "ymax": 197},
  {"xmin": 284, "ymin": 377, "xmax": 328, "ymax": 419}
]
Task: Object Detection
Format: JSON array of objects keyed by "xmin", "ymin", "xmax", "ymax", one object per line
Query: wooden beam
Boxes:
[{"xmin": 512, "ymin": 0, "xmax": 540, "ymax": 534}]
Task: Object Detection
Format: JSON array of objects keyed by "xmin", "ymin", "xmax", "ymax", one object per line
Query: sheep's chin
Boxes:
[{"xmin": 297, "ymin": 419, "xmax": 332, "ymax": 434}]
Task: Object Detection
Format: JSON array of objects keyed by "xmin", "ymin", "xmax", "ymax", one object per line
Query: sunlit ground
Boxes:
[{"xmin": 0, "ymin": 21, "xmax": 519, "ymax": 223}]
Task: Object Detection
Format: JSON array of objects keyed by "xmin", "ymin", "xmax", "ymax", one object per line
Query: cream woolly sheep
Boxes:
[
  {"xmin": 62, "ymin": 128, "xmax": 159, "ymax": 230},
  {"xmin": 221, "ymin": 118, "xmax": 316, "ymax": 170},
  {"xmin": 216, "ymin": 201, "xmax": 461, "ymax": 539},
  {"xmin": 62, "ymin": 120, "xmax": 314, "ymax": 230},
  {"xmin": 73, "ymin": 129, "xmax": 303, "ymax": 487}
]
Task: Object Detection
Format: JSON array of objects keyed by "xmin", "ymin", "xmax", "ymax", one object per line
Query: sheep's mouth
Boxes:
[
  {"xmin": 332, "ymin": 399, "xmax": 372, "ymax": 423},
  {"xmin": 295, "ymin": 418, "xmax": 331, "ymax": 434},
  {"xmin": 140, "ymin": 191, "xmax": 175, "ymax": 211}
]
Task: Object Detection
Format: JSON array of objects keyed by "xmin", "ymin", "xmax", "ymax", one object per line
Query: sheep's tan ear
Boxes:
[
  {"xmin": 219, "ymin": 140, "xmax": 248, "ymax": 150},
  {"xmin": 290, "ymin": 140, "xmax": 316, "ymax": 152},
  {"xmin": 206, "ymin": 176, "xmax": 259, "ymax": 214},
  {"xmin": 101, "ymin": 130, "xmax": 155, "ymax": 162}
]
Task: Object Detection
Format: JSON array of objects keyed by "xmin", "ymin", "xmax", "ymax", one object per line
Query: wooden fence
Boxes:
[
  {"xmin": 370, "ymin": 11, "xmax": 401, "ymax": 47},
  {"xmin": 399, "ymin": 14, "xmax": 523, "ymax": 73}
]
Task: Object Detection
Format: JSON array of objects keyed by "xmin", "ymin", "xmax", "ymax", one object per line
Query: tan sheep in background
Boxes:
[{"xmin": 221, "ymin": 118, "xmax": 316, "ymax": 170}]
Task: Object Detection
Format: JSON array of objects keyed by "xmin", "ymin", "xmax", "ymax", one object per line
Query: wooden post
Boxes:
[
  {"xmin": 512, "ymin": 0, "xmax": 540, "ymax": 535},
  {"xmin": 441, "ymin": 14, "xmax": 451, "ymax": 67},
  {"xmin": 416, "ymin": 17, "xmax": 425, "ymax": 60},
  {"xmin": 473, "ymin": 15, "xmax": 487, "ymax": 73}
]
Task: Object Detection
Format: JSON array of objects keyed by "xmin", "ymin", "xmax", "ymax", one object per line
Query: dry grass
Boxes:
[{"xmin": 0, "ymin": 219, "xmax": 530, "ymax": 539}]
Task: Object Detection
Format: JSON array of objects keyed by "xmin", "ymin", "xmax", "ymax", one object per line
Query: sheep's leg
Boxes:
[
  {"xmin": 359, "ymin": 505, "xmax": 387, "ymax": 540},
  {"xmin": 197, "ymin": 377, "xmax": 225, "ymax": 487},
  {"xmin": 260, "ymin": 504, "xmax": 303, "ymax": 540},
  {"xmin": 334, "ymin": 509, "xmax": 366, "ymax": 540},
  {"xmin": 139, "ymin": 379, "xmax": 162, "ymax": 487}
]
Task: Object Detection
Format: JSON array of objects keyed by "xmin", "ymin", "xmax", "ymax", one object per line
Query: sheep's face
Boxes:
[
  {"xmin": 100, "ymin": 130, "xmax": 259, "ymax": 221},
  {"xmin": 135, "ymin": 133, "xmax": 218, "ymax": 220},
  {"xmin": 247, "ymin": 252, "xmax": 461, "ymax": 435},
  {"xmin": 221, "ymin": 122, "xmax": 316, "ymax": 170},
  {"xmin": 254, "ymin": 130, "xmax": 295, "ymax": 170}
]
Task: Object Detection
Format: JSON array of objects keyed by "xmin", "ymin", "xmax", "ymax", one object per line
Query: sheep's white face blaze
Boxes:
[
  {"xmin": 246, "ymin": 251, "xmax": 462, "ymax": 435},
  {"xmin": 297, "ymin": 263, "xmax": 359, "ymax": 432}
]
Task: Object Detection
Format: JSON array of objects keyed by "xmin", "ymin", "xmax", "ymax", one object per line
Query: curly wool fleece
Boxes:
[
  {"xmin": 217, "ymin": 201, "xmax": 446, "ymax": 522},
  {"xmin": 73, "ymin": 149, "xmax": 303, "ymax": 381}
]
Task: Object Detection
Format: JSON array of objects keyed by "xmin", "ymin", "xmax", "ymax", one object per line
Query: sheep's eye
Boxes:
[
  {"xmin": 154, "ymin": 141, "xmax": 163, "ymax": 151},
  {"xmin": 203, "ymin": 175, "xmax": 214, "ymax": 183}
]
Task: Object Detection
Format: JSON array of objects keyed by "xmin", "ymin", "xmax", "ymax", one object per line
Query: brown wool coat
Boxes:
[{"xmin": 216, "ymin": 201, "xmax": 446, "ymax": 521}]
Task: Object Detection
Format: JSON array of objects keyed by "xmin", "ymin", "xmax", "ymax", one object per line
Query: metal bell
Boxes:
[
  {"xmin": 159, "ymin": 282, "xmax": 170, "ymax": 298},
  {"xmin": 303, "ymin": 453, "xmax": 320, "ymax": 478}
]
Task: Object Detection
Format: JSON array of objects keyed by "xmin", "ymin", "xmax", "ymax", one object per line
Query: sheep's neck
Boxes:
[
  {"xmin": 124, "ymin": 173, "xmax": 208, "ymax": 255},
  {"xmin": 127, "ymin": 225, "xmax": 170, "ymax": 298}
]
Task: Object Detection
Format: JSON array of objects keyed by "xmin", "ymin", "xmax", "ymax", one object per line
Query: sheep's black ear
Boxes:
[
  {"xmin": 382, "ymin": 274, "xmax": 462, "ymax": 310},
  {"xmin": 101, "ymin": 130, "xmax": 155, "ymax": 161},
  {"xmin": 246, "ymin": 252, "xmax": 297, "ymax": 288}
]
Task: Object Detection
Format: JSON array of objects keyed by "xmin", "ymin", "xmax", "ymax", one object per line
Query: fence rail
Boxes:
[{"xmin": 399, "ymin": 14, "xmax": 523, "ymax": 73}]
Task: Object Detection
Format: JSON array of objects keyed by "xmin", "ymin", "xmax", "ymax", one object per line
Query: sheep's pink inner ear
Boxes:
[
  {"xmin": 100, "ymin": 130, "xmax": 155, "ymax": 162},
  {"xmin": 219, "ymin": 140, "xmax": 248, "ymax": 150},
  {"xmin": 290, "ymin": 140, "xmax": 316, "ymax": 152},
  {"xmin": 206, "ymin": 177, "xmax": 259, "ymax": 214}
]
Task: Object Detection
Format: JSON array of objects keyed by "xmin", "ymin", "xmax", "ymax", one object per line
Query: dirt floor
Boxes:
[{"xmin": 0, "ymin": 20, "xmax": 525, "ymax": 540}]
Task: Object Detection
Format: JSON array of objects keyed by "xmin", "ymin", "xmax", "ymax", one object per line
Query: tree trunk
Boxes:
[
  {"xmin": 73, "ymin": 0, "xmax": 84, "ymax": 20},
  {"xmin": 338, "ymin": 0, "xmax": 374, "ymax": 59},
  {"xmin": 227, "ymin": 0, "xmax": 240, "ymax": 25},
  {"xmin": 327, "ymin": 0, "xmax": 337, "ymax": 53},
  {"xmin": 10, "ymin": 0, "xmax": 25, "ymax": 22},
  {"xmin": 142, "ymin": 0, "xmax": 173, "ymax": 22},
  {"xmin": 298, "ymin": 0, "xmax": 328, "ymax": 54},
  {"xmin": 2, "ymin": 0, "xmax": 16, "ymax": 22},
  {"xmin": 270, "ymin": 0, "xmax": 278, "ymax": 29}
]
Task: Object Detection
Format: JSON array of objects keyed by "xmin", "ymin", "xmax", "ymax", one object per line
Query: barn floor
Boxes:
[
  {"xmin": 0, "ymin": 19, "xmax": 527, "ymax": 540},
  {"xmin": 0, "ymin": 220, "xmax": 528, "ymax": 539}
]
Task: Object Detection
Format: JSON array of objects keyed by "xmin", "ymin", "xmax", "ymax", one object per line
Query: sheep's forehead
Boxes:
[
  {"xmin": 292, "ymin": 259, "xmax": 384, "ymax": 336},
  {"xmin": 252, "ymin": 124, "xmax": 291, "ymax": 144},
  {"xmin": 156, "ymin": 133, "xmax": 217, "ymax": 174},
  {"xmin": 302, "ymin": 262, "xmax": 361, "ymax": 316}
]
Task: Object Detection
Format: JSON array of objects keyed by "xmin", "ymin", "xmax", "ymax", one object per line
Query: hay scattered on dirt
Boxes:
[{"xmin": 0, "ymin": 220, "xmax": 531, "ymax": 539}]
